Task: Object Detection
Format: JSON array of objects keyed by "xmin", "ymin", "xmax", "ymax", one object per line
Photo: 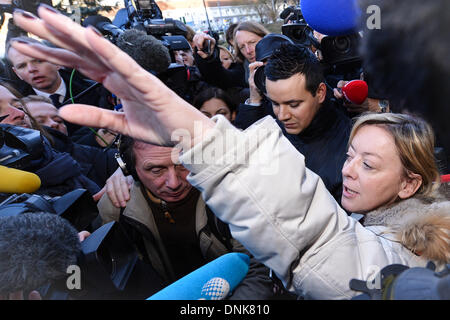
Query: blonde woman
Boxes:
[{"xmin": 217, "ymin": 45, "xmax": 235, "ymax": 70}]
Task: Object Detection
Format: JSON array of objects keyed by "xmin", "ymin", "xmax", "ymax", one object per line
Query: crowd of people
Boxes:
[{"xmin": 0, "ymin": 0, "xmax": 449, "ymax": 300}]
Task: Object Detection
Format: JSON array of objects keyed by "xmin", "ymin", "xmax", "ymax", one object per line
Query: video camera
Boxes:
[
  {"xmin": 86, "ymin": 0, "xmax": 189, "ymax": 51},
  {"xmin": 280, "ymin": 2, "xmax": 362, "ymax": 84},
  {"xmin": 0, "ymin": 0, "xmax": 52, "ymax": 28},
  {"xmin": 0, "ymin": 0, "xmax": 52, "ymax": 15},
  {"xmin": 82, "ymin": 0, "xmax": 203, "ymax": 103},
  {"xmin": 280, "ymin": 4, "xmax": 318, "ymax": 48}
]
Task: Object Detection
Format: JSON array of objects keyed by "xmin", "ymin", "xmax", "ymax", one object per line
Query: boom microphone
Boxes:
[
  {"xmin": 147, "ymin": 252, "xmax": 250, "ymax": 300},
  {"xmin": 0, "ymin": 165, "xmax": 41, "ymax": 194},
  {"xmin": 115, "ymin": 29, "xmax": 171, "ymax": 75},
  {"xmin": 0, "ymin": 213, "xmax": 81, "ymax": 295},
  {"xmin": 301, "ymin": 0, "xmax": 361, "ymax": 36},
  {"xmin": 341, "ymin": 80, "xmax": 369, "ymax": 104}
]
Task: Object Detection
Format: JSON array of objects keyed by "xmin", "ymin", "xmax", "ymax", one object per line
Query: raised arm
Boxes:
[{"xmin": 12, "ymin": 5, "xmax": 214, "ymax": 150}]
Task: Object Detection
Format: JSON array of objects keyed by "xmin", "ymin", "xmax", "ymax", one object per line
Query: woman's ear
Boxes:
[
  {"xmin": 231, "ymin": 111, "xmax": 236, "ymax": 122},
  {"xmin": 398, "ymin": 171, "xmax": 423, "ymax": 199}
]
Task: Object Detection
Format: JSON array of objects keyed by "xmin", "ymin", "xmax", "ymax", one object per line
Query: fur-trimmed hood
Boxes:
[{"xmin": 363, "ymin": 185, "xmax": 450, "ymax": 264}]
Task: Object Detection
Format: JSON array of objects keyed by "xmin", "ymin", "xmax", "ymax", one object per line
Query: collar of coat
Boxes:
[{"xmin": 362, "ymin": 184, "xmax": 450, "ymax": 264}]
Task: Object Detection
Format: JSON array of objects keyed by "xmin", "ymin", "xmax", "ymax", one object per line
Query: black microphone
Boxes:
[
  {"xmin": 0, "ymin": 213, "xmax": 81, "ymax": 295},
  {"xmin": 115, "ymin": 29, "xmax": 171, "ymax": 75}
]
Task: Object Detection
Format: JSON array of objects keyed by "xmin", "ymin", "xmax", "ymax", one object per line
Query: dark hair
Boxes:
[
  {"xmin": 193, "ymin": 87, "xmax": 236, "ymax": 113},
  {"xmin": 264, "ymin": 44, "xmax": 324, "ymax": 96}
]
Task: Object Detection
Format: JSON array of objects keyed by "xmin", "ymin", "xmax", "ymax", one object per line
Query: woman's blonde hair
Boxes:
[
  {"xmin": 217, "ymin": 45, "xmax": 235, "ymax": 62},
  {"xmin": 350, "ymin": 112, "xmax": 441, "ymax": 197}
]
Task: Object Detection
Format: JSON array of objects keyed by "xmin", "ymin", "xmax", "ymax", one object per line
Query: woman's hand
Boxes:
[{"xmin": 12, "ymin": 5, "xmax": 214, "ymax": 150}]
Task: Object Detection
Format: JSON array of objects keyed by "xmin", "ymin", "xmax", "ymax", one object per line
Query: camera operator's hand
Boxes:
[
  {"xmin": 12, "ymin": 6, "xmax": 215, "ymax": 151},
  {"xmin": 333, "ymin": 80, "xmax": 386, "ymax": 114},
  {"xmin": 192, "ymin": 32, "xmax": 216, "ymax": 59},
  {"xmin": 248, "ymin": 61, "xmax": 264, "ymax": 105},
  {"xmin": 333, "ymin": 80, "xmax": 348, "ymax": 100},
  {"xmin": 93, "ymin": 167, "xmax": 133, "ymax": 208}
]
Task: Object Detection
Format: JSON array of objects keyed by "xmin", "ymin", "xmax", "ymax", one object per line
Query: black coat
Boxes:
[
  {"xmin": 45, "ymin": 126, "xmax": 118, "ymax": 188},
  {"xmin": 194, "ymin": 48, "xmax": 247, "ymax": 90},
  {"xmin": 234, "ymin": 98, "xmax": 275, "ymax": 130},
  {"xmin": 17, "ymin": 68, "xmax": 114, "ymax": 136},
  {"xmin": 0, "ymin": 124, "xmax": 101, "ymax": 197}
]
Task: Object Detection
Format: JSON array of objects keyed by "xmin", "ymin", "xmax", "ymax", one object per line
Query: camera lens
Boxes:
[{"xmin": 333, "ymin": 36, "xmax": 351, "ymax": 54}]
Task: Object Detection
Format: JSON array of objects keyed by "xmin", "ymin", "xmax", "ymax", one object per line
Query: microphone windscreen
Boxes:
[
  {"xmin": 116, "ymin": 29, "xmax": 171, "ymax": 75},
  {"xmin": 301, "ymin": 0, "xmax": 362, "ymax": 36},
  {"xmin": 147, "ymin": 252, "xmax": 250, "ymax": 300},
  {"xmin": 0, "ymin": 165, "xmax": 41, "ymax": 193},
  {"xmin": 0, "ymin": 213, "xmax": 81, "ymax": 294},
  {"xmin": 342, "ymin": 80, "xmax": 368, "ymax": 105}
]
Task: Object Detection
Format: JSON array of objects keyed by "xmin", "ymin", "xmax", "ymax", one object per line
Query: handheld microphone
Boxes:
[
  {"xmin": 147, "ymin": 252, "xmax": 250, "ymax": 300},
  {"xmin": 301, "ymin": 0, "xmax": 361, "ymax": 36},
  {"xmin": 0, "ymin": 165, "xmax": 41, "ymax": 194},
  {"xmin": 340, "ymin": 80, "xmax": 369, "ymax": 105}
]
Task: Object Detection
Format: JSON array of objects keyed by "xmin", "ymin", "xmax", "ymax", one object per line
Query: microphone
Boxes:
[
  {"xmin": 0, "ymin": 165, "xmax": 41, "ymax": 194},
  {"xmin": 147, "ymin": 252, "xmax": 250, "ymax": 300},
  {"xmin": 301, "ymin": 0, "xmax": 361, "ymax": 36},
  {"xmin": 340, "ymin": 80, "xmax": 369, "ymax": 105},
  {"xmin": 0, "ymin": 212, "xmax": 81, "ymax": 295},
  {"xmin": 115, "ymin": 29, "xmax": 171, "ymax": 75}
]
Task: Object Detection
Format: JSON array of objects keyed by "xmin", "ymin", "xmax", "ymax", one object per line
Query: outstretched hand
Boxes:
[{"xmin": 12, "ymin": 5, "xmax": 214, "ymax": 150}]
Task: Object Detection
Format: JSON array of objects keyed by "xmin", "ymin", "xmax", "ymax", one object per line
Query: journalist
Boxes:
[
  {"xmin": 192, "ymin": 21, "xmax": 269, "ymax": 91},
  {"xmin": 97, "ymin": 138, "xmax": 276, "ymax": 299},
  {"xmin": 5, "ymin": 36, "xmax": 113, "ymax": 138}
]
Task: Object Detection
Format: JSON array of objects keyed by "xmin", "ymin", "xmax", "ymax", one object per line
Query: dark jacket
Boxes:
[
  {"xmin": 234, "ymin": 98, "xmax": 351, "ymax": 202},
  {"xmin": 17, "ymin": 68, "xmax": 113, "ymax": 136},
  {"xmin": 45, "ymin": 126, "xmax": 118, "ymax": 188},
  {"xmin": 0, "ymin": 124, "xmax": 100, "ymax": 197},
  {"xmin": 98, "ymin": 182, "xmax": 276, "ymax": 300},
  {"xmin": 194, "ymin": 47, "xmax": 247, "ymax": 90},
  {"xmin": 283, "ymin": 101, "xmax": 351, "ymax": 202},
  {"xmin": 234, "ymin": 98, "xmax": 275, "ymax": 130}
]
